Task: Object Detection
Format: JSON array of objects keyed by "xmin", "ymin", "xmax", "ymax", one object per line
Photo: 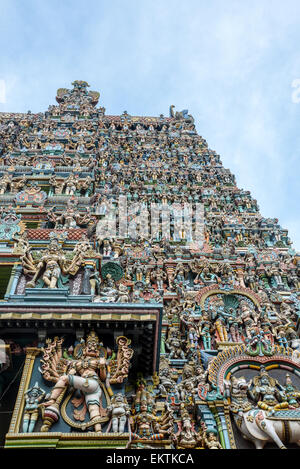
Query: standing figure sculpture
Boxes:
[
  {"xmin": 40, "ymin": 331, "xmax": 133, "ymax": 434},
  {"xmin": 210, "ymin": 300, "xmax": 230, "ymax": 342},
  {"xmin": 21, "ymin": 239, "xmax": 84, "ymax": 289},
  {"xmin": 22, "ymin": 239, "xmax": 67, "ymax": 289},
  {"xmin": 42, "ymin": 331, "xmax": 110, "ymax": 432},
  {"xmin": 23, "ymin": 382, "xmax": 46, "ymax": 433},
  {"xmin": 107, "ymin": 393, "xmax": 130, "ymax": 433}
]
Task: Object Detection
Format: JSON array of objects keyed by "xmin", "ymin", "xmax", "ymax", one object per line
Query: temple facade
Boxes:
[{"xmin": 0, "ymin": 80, "xmax": 299, "ymax": 449}]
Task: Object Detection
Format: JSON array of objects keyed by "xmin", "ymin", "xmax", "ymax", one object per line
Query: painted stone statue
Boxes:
[
  {"xmin": 21, "ymin": 238, "xmax": 85, "ymax": 289},
  {"xmin": 129, "ymin": 386, "xmax": 173, "ymax": 444},
  {"xmin": 39, "ymin": 331, "xmax": 133, "ymax": 433},
  {"xmin": 22, "ymin": 383, "xmax": 46, "ymax": 433},
  {"xmin": 107, "ymin": 393, "xmax": 130, "ymax": 433},
  {"xmin": 225, "ymin": 370, "xmax": 300, "ymax": 449}
]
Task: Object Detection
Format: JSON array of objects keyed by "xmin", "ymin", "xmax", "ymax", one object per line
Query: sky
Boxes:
[{"xmin": 0, "ymin": 0, "xmax": 299, "ymax": 251}]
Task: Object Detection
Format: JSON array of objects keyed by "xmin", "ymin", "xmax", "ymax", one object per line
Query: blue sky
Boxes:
[{"xmin": 0, "ymin": 0, "xmax": 299, "ymax": 251}]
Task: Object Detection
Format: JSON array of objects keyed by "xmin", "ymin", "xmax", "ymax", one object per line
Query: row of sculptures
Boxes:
[
  {"xmin": 13, "ymin": 224, "xmax": 299, "ymax": 292},
  {"xmin": 21, "ymin": 330, "xmax": 300, "ymax": 449},
  {"xmin": 0, "ymin": 79, "xmax": 290, "ymax": 254},
  {"xmin": 9, "ymin": 229, "xmax": 298, "ymax": 353}
]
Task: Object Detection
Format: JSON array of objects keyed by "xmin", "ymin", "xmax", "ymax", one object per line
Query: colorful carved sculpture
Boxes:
[
  {"xmin": 0, "ymin": 80, "xmax": 299, "ymax": 450},
  {"xmin": 39, "ymin": 331, "xmax": 133, "ymax": 433}
]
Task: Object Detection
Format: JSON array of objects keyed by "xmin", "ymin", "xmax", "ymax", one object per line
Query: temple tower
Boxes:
[{"xmin": 0, "ymin": 81, "xmax": 299, "ymax": 450}]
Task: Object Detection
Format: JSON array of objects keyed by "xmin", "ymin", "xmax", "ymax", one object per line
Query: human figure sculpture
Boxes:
[
  {"xmin": 22, "ymin": 240, "xmax": 67, "ymax": 289},
  {"xmin": 203, "ymin": 430, "xmax": 223, "ymax": 449},
  {"xmin": 283, "ymin": 374, "xmax": 300, "ymax": 408},
  {"xmin": 151, "ymin": 267, "xmax": 167, "ymax": 291},
  {"xmin": 239, "ymin": 301, "xmax": 259, "ymax": 339},
  {"xmin": 248, "ymin": 367, "xmax": 289, "ymax": 414},
  {"xmin": 158, "ymin": 364, "xmax": 179, "ymax": 399},
  {"xmin": 130, "ymin": 388, "xmax": 173, "ymax": 443},
  {"xmin": 23, "ymin": 383, "xmax": 46, "ymax": 433},
  {"xmin": 199, "ymin": 313, "xmax": 213, "ymax": 350},
  {"xmin": 210, "ymin": 300, "xmax": 230, "ymax": 342},
  {"xmin": 0, "ymin": 173, "xmax": 12, "ymax": 194},
  {"xmin": 65, "ymin": 174, "xmax": 78, "ymax": 195},
  {"xmin": 42, "ymin": 331, "xmax": 111, "ymax": 433},
  {"xmin": 107, "ymin": 393, "xmax": 130, "ymax": 433},
  {"xmin": 165, "ymin": 328, "xmax": 186, "ymax": 360}
]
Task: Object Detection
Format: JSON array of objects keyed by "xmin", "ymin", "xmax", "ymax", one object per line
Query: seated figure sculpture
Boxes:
[{"xmin": 248, "ymin": 366, "xmax": 289, "ymax": 414}]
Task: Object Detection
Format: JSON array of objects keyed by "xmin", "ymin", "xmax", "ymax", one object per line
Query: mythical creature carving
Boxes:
[{"xmin": 169, "ymin": 105, "xmax": 195, "ymax": 124}]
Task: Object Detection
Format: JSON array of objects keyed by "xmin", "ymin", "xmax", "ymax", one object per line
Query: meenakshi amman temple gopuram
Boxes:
[{"xmin": 0, "ymin": 80, "xmax": 299, "ymax": 450}]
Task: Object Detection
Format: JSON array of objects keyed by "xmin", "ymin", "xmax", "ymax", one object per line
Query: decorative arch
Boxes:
[
  {"xmin": 208, "ymin": 344, "xmax": 300, "ymax": 393},
  {"xmin": 196, "ymin": 284, "xmax": 262, "ymax": 309}
]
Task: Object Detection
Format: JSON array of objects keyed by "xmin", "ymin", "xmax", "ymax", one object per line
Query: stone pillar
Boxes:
[
  {"xmin": 5, "ymin": 264, "xmax": 22, "ymax": 298},
  {"xmin": 214, "ymin": 405, "xmax": 231, "ymax": 449}
]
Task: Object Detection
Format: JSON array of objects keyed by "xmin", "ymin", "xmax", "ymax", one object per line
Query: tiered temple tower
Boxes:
[{"xmin": 0, "ymin": 81, "xmax": 299, "ymax": 450}]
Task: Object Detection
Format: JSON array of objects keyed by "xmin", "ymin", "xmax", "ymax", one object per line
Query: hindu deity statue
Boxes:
[
  {"xmin": 210, "ymin": 299, "xmax": 230, "ymax": 342},
  {"xmin": 21, "ymin": 238, "xmax": 83, "ymax": 289},
  {"xmin": 22, "ymin": 382, "xmax": 46, "ymax": 433},
  {"xmin": 22, "ymin": 239, "xmax": 67, "ymax": 289},
  {"xmin": 199, "ymin": 312, "xmax": 213, "ymax": 350},
  {"xmin": 64, "ymin": 174, "xmax": 78, "ymax": 195},
  {"xmin": 174, "ymin": 404, "xmax": 203, "ymax": 449},
  {"xmin": 107, "ymin": 393, "xmax": 131, "ymax": 433},
  {"xmin": 47, "ymin": 204, "xmax": 92, "ymax": 229},
  {"xmin": 0, "ymin": 173, "xmax": 12, "ymax": 194},
  {"xmin": 203, "ymin": 428, "xmax": 223, "ymax": 449},
  {"xmin": 227, "ymin": 307, "xmax": 242, "ymax": 343},
  {"xmin": 41, "ymin": 331, "xmax": 113, "ymax": 432},
  {"xmin": 248, "ymin": 366, "xmax": 289, "ymax": 414},
  {"xmin": 239, "ymin": 300, "xmax": 259, "ymax": 339},
  {"xmin": 283, "ymin": 374, "xmax": 300, "ymax": 408},
  {"xmin": 95, "ymin": 274, "xmax": 119, "ymax": 303},
  {"xmin": 158, "ymin": 360, "xmax": 179, "ymax": 399},
  {"xmin": 165, "ymin": 328, "xmax": 186, "ymax": 360},
  {"xmin": 129, "ymin": 387, "xmax": 173, "ymax": 443},
  {"xmin": 177, "ymin": 364, "xmax": 197, "ymax": 403}
]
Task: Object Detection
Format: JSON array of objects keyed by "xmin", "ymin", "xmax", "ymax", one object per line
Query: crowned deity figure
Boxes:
[
  {"xmin": 283, "ymin": 374, "xmax": 300, "ymax": 408},
  {"xmin": 23, "ymin": 383, "xmax": 46, "ymax": 433},
  {"xmin": 42, "ymin": 331, "xmax": 113, "ymax": 432},
  {"xmin": 210, "ymin": 299, "xmax": 230, "ymax": 342},
  {"xmin": 129, "ymin": 386, "xmax": 173, "ymax": 443},
  {"xmin": 23, "ymin": 239, "xmax": 67, "ymax": 289},
  {"xmin": 248, "ymin": 366, "xmax": 289, "ymax": 414},
  {"xmin": 21, "ymin": 238, "xmax": 86, "ymax": 289}
]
